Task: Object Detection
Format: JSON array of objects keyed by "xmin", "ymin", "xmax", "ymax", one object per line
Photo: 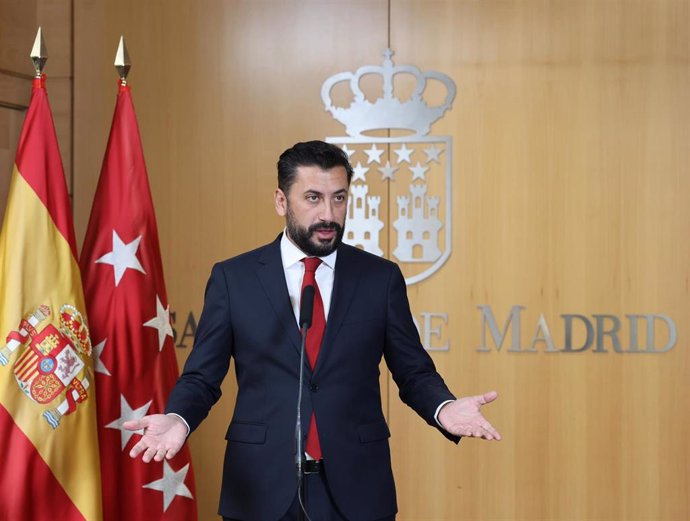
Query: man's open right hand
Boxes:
[{"xmin": 124, "ymin": 413, "xmax": 188, "ymax": 463}]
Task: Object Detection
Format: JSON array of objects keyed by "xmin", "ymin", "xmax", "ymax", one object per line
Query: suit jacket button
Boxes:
[{"xmin": 310, "ymin": 384, "xmax": 318, "ymax": 392}]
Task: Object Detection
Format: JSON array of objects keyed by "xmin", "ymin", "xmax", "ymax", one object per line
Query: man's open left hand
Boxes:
[{"xmin": 438, "ymin": 391, "xmax": 502, "ymax": 440}]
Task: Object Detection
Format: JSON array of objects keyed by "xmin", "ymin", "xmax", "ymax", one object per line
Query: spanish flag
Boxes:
[{"xmin": 0, "ymin": 76, "xmax": 102, "ymax": 520}]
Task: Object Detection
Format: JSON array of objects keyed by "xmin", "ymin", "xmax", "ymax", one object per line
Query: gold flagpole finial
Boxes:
[
  {"xmin": 30, "ymin": 27, "xmax": 47, "ymax": 77},
  {"xmin": 114, "ymin": 35, "xmax": 131, "ymax": 85}
]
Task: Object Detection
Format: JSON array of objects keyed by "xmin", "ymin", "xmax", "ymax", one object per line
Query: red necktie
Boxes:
[{"xmin": 301, "ymin": 257, "xmax": 324, "ymax": 459}]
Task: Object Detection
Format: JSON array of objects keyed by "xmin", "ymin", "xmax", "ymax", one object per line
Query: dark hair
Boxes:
[{"xmin": 277, "ymin": 140, "xmax": 353, "ymax": 194}]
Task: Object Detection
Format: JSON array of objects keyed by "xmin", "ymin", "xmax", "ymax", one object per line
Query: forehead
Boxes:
[{"xmin": 291, "ymin": 165, "xmax": 349, "ymax": 193}]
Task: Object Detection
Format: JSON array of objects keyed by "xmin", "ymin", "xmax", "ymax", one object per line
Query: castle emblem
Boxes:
[
  {"xmin": 321, "ymin": 49, "xmax": 456, "ymax": 284},
  {"xmin": 1, "ymin": 304, "xmax": 93, "ymax": 429}
]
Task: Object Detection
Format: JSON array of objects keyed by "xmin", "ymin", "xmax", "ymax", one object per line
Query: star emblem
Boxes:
[
  {"xmin": 143, "ymin": 296, "xmax": 174, "ymax": 352},
  {"xmin": 378, "ymin": 161, "xmax": 399, "ymax": 181},
  {"xmin": 341, "ymin": 144, "xmax": 355, "ymax": 159},
  {"xmin": 143, "ymin": 461, "xmax": 194, "ymax": 512},
  {"xmin": 410, "ymin": 162, "xmax": 429, "ymax": 181},
  {"xmin": 363, "ymin": 144, "xmax": 384, "ymax": 164},
  {"xmin": 105, "ymin": 395, "xmax": 152, "ymax": 450},
  {"xmin": 394, "ymin": 144, "xmax": 413, "ymax": 164},
  {"xmin": 93, "ymin": 338, "xmax": 111, "ymax": 376},
  {"xmin": 352, "ymin": 162, "xmax": 369, "ymax": 183},
  {"xmin": 424, "ymin": 144, "xmax": 443, "ymax": 163},
  {"xmin": 96, "ymin": 231, "xmax": 146, "ymax": 286}
]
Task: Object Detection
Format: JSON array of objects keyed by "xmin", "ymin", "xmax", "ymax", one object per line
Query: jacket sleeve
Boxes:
[
  {"xmin": 165, "ymin": 262, "xmax": 233, "ymax": 433},
  {"xmin": 382, "ymin": 264, "xmax": 461, "ymax": 443}
]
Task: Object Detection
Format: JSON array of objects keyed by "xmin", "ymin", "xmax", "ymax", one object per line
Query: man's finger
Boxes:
[
  {"xmin": 142, "ymin": 445, "xmax": 159, "ymax": 463},
  {"xmin": 129, "ymin": 439, "xmax": 148, "ymax": 458},
  {"xmin": 477, "ymin": 390, "xmax": 498, "ymax": 405},
  {"xmin": 123, "ymin": 418, "xmax": 147, "ymax": 431},
  {"xmin": 482, "ymin": 423, "xmax": 502, "ymax": 441},
  {"xmin": 165, "ymin": 447, "xmax": 179, "ymax": 460},
  {"xmin": 153, "ymin": 449, "xmax": 167, "ymax": 462}
]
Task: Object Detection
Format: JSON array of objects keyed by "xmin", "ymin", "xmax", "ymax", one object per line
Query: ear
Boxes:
[{"xmin": 274, "ymin": 188, "xmax": 287, "ymax": 217}]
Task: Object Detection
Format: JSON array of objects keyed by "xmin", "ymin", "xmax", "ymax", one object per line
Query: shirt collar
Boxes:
[{"xmin": 280, "ymin": 229, "xmax": 338, "ymax": 271}]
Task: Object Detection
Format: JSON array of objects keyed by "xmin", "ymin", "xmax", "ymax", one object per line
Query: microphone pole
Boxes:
[{"xmin": 295, "ymin": 285, "xmax": 315, "ymax": 519}]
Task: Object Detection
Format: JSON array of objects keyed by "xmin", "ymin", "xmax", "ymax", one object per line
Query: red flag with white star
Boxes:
[{"xmin": 80, "ymin": 83, "xmax": 197, "ymax": 520}]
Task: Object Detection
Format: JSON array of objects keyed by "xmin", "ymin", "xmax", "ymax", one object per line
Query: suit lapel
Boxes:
[
  {"xmin": 314, "ymin": 244, "xmax": 360, "ymax": 375},
  {"xmin": 256, "ymin": 236, "xmax": 303, "ymax": 357}
]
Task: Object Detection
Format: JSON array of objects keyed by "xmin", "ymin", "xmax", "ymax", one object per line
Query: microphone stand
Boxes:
[
  {"xmin": 295, "ymin": 285, "xmax": 314, "ymax": 521},
  {"xmin": 295, "ymin": 322, "xmax": 308, "ymax": 521}
]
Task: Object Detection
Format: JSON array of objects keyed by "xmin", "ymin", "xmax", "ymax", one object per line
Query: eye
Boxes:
[
  {"xmin": 334, "ymin": 194, "xmax": 346, "ymax": 203},
  {"xmin": 306, "ymin": 194, "xmax": 319, "ymax": 203}
]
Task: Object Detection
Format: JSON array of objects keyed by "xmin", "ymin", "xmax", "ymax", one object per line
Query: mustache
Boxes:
[{"xmin": 308, "ymin": 222, "xmax": 342, "ymax": 233}]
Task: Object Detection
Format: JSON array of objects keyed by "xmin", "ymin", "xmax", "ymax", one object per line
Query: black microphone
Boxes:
[{"xmin": 299, "ymin": 285, "xmax": 315, "ymax": 329}]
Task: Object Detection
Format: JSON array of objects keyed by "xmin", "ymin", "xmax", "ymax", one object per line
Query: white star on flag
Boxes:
[
  {"xmin": 394, "ymin": 144, "xmax": 413, "ymax": 164},
  {"xmin": 378, "ymin": 161, "xmax": 399, "ymax": 181},
  {"xmin": 352, "ymin": 162, "xmax": 369, "ymax": 182},
  {"xmin": 93, "ymin": 338, "xmax": 111, "ymax": 376},
  {"xmin": 143, "ymin": 461, "xmax": 194, "ymax": 512},
  {"xmin": 364, "ymin": 144, "xmax": 384, "ymax": 164},
  {"xmin": 105, "ymin": 395, "xmax": 152, "ymax": 450},
  {"xmin": 424, "ymin": 144, "xmax": 443, "ymax": 163},
  {"xmin": 143, "ymin": 296, "xmax": 174, "ymax": 352},
  {"xmin": 410, "ymin": 162, "xmax": 429, "ymax": 181},
  {"xmin": 96, "ymin": 231, "xmax": 146, "ymax": 286}
]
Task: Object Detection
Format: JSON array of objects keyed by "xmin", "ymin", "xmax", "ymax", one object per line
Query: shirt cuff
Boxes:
[
  {"xmin": 434, "ymin": 399, "xmax": 456, "ymax": 430},
  {"xmin": 166, "ymin": 412, "xmax": 191, "ymax": 437}
]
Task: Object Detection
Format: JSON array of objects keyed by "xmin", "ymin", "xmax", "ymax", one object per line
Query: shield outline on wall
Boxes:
[{"xmin": 326, "ymin": 134, "xmax": 453, "ymax": 286}]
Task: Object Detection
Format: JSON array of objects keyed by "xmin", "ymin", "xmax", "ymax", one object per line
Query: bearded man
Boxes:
[{"xmin": 125, "ymin": 140, "xmax": 500, "ymax": 521}]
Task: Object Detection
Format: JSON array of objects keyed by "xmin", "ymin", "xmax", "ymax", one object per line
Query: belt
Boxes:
[{"xmin": 303, "ymin": 459, "xmax": 323, "ymax": 474}]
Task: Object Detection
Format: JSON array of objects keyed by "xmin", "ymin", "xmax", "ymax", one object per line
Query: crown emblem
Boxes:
[
  {"xmin": 321, "ymin": 49, "xmax": 456, "ymax": 138},
  {"xmin": 59, "ymin": 304, "xmax": 92, "ymax": 355}
]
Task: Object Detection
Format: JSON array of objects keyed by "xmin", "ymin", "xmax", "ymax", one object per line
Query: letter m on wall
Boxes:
[{"xmin": 477, "ymin": 305, "xmax": 525, "ymax": 352}]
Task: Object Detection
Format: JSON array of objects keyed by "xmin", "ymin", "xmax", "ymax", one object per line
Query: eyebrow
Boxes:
[{"xmin": 304, "ymin": 189, "xmax": 349, "ymax": 196}]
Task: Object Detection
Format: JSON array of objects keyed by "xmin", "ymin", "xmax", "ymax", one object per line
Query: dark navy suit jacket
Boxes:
[{"xmin": 166, "ymin": 235, "xmax": 458, "ymax": 521}]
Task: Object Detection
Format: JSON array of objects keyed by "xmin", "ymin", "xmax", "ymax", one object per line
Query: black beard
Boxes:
[{"xmin": 286, "ymin": 208, "xmax": 345, "ymax": 257}]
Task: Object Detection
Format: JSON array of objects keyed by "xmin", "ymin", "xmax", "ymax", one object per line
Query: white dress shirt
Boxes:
[{"xmin": 280, "ymin": 231, "xmax": 336, "ymax": 324}]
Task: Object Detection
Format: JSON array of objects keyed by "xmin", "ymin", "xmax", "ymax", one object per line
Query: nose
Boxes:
[{"xmin": 319, "ymin": 199, "xmax": 335, "ymax": 222}]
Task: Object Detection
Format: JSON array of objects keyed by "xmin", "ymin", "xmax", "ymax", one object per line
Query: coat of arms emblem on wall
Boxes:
[{"xmin": 322, "ymin": 49, "xmax": 456, "ymax": 285}]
